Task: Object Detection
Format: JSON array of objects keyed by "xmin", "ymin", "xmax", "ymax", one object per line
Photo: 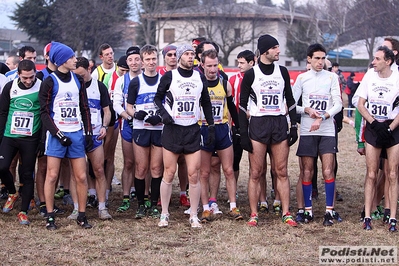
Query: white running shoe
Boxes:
[
  {"xmin": 112, "ymin": 176, "xmax": 121, "ymax": 185},
  {"xmin": 210, "ymin": 202, "xmax": 223, "ymax": 214},
  {"xmin": 158, "ymin": 213, "xmax": 169, "ymax": 227},
  {"xmin": 67, "ymin": 209, "xmax": 78, "ymax": 220},
  {"xmin": 99, "ymin": 208, "xmax": 112, "ymax": 220},
  {"xmin": 190, "ymin": 215, "xmax": 202, "ymax": 228}
]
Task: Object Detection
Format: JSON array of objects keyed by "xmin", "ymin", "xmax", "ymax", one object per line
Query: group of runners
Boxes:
[{"xmin": 0, "ymin": 33, "xmax": 398, "ymax": 232}]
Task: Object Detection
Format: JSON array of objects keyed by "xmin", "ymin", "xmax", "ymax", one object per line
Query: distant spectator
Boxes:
[
  {"xmin": 346, "ymin": 72, "xmax": 359, "ymax": 117},
  {"xmin": 89, "ymin": 59, "xmax": 96, "ymax": 73},
  {"xmin": 331, "ymin": 62, "xmax": 346, "ymax": 92}
]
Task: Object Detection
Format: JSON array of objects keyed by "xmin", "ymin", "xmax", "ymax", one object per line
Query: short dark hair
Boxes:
[
  {"xmin": 201, "ymin": 49, "xmax": 218, "ymax": 64},
  {"xmin": 307, "ymin": 43, "xmax": 326, "ymax": 58},
  {"xmin": 376, "ymin": 45, "xmax": 395, "ymax": 66},
  {"xmin": 140, "ymin": 44, "xmax": 158, "ymax": 60},
  {"xmin": 98, "ymin": 43, "xmax": 112, "ymax": 55},
  {"xmin": 19, "ymin": 46, "xmax": 36, "ymax": 59},
  {"xmin": 17, "ymin": 59, "xmax": 36, "ymax": 74},
  {"xmin": 76, "ymin": 56, "xmax": 89, "ymax": 70},
  {"xmin": 384, "ymin": 37, "xmax": 399, "ymax": 63},
  {"xmin": 237, "ymin": 50, "xmax": 255, "ymax": 63},
  {"xmin": 332, "ymin": 62, "xmax": 339, "ymax": 67},
  {"xmin": 196, "ymin": 41, "xmax": 217, "ymax": 61}
]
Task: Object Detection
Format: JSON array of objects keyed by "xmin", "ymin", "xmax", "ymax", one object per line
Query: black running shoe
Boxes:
[
  {"xmin": 46, "ymin": 216, "xmax": 57, "ymax": 230},
  {"xmin": 77, "ymin": 216, "xmax": 92, "ymax": 229},
  {"xmin": 388, "ymin": 219, "xmax": 397, "ymax": 232},
  {"xmin": 53, "ymin": 205, "xmax": 65, "ymax": 215},
  {"xmin": 295, "ymin": 211, "xmax": 305, "ymax": 223},
  {"xmin": 39, "ymin": 205, "xmax": 47, "ymax": 217},
  {"xmin": 363, "ymin": 217, "xmax": 372, "ymax": 230},
  {"xmin": 323, "ymin": 212, "xmax": 334, "ymax": 226},
  {"xmin": 304, "ymin": 211, "xmax": 314, "ymax": 223},
  {"xmin": 87, "ymin": 195, "xmax": 98, "ymax": 208},
  {"xmin": 0, "ymin": 187, "xmax": 8, "ymax": 199},
  {"xmin": 332, "ymin": 210, "xmax": 343, "ymax": 222}
]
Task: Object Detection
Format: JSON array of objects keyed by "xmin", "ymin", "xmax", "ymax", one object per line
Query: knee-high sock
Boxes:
[
  {"xmin": 160, "ymin": 179, "xmax": 172, "ymax": 214},
  {"xmin": 134, "ymin": 177, "xmax": 145, "ymax": 206},
  {"xmin": 189, "ymin": 181, "xmax": 201, "ymax": 216},
  {"xmin": 151, "ymin": 177, "xmax": 162, "ymax": 207},
  {"xmin": 325, "ymin": 178, "xmax": 335, "ymax": 208},
  {"xmin": 302, "ymin": 181, "xmax": 312, "ymax": 209}
]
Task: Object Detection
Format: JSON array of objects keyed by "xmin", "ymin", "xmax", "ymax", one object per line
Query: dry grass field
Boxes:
[{"xmin": 0, "ymin": 121, "xmax": 397, "ymax": 266}]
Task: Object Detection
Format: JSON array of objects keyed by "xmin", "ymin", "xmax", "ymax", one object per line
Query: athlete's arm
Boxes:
[
  {"xmin": 154, "ymin": 71, "xmax": 172, "ymax": 114},
  {"xmin": 226, "ymin": 81, "xmax": 239, "ymax": 127},
  {"xmin": 126, "ymin": 77, "xmax": 139, "ymax": 117},
  {"xmin": 238, "ymin": 68, "xmax": 254, "ymax": 133},
  {"xmin": 99, "ymin": 81, "xmax": 111, "ymax": 127},
  {"xmin": 78, "ymin": 77, "xmax": 93, "ymax": 135},
  {"xmin": 112, "ymin": 76, "xmax": 128, "ymax": 118},
  {"xmin": 281, "ymin": 66, "xmax": 297, "ymax": 125},
  {"xmin": 324, "ymin": 73, "xmax": 343, "ymax": 119},
  {"xmin": 39, "ymin": 76, "xmax": 61, "ymax": 136},
  {"xmin": 200, "ymin": 75, "xmax": 214, "ymax": 126}
]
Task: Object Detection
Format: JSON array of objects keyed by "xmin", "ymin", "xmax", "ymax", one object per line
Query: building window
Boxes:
[
  {"xmin": 164, "ymin": 29, "xmax": 175, "ymax": 43},
  {"xmin": 199, "ymin": 27, "xmax": 205, "ymax": 36},
  {"xmin": 285, "ymin": 61, "xmax": 292, "ymax": 67},
  {"xmin": 234, "ymin": 28, "xmax": 241, "ymax": 42}
]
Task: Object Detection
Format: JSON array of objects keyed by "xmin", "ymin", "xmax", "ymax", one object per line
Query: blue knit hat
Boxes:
[{"xmin": 49, "ymin": 41, "xmax": 75, "ymax": 66}]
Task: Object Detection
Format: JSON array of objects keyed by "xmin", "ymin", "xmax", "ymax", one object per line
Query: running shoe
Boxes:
[
  {"xmin": 158, "ymin": 213, "xmax": 169, "ymax": 227},
  {"xmin": 67, "ymin": 210, "xmax": 79, "ymax": 220},
  {"xmin": 148, "ymin": 206, "xmax": 160, "ymax": 218},
  {"xmin": 295, "ymin": 211, "xmax": 305, "ymax": 223},
  {"xmin": 87, "ymin": 195, "xmax": 98, "ymax": 208},
  {"xmin": 28, "ymin": 198, "xmax": 36, "ymax": 211},
  {"xmin": 282, "ymin": 212, "xmax": 298, "ymax": 227},
  {"xmin": 259, "ymin": 202, "xmax": 269, "ymax": 213},
  {"xmin": 39, "ymin": 204, "xmax": 47, "ymax": 217},
  {"xmin": 363, "ymin": 217, "xmax": 372, "ymax": 230},
  {"xmin": 332, "ymin": 210, "xmax": 343, "ymax": 222},
  {"xmin": 3, "ymin": 193, "xmax": 18, "ymax": 213},
  {"xmin": 144, "ymin": 199, "xmax": 151, "ymax": 210},
  {"xmin": 323, "ymin": 212, "xmax": 334, "ymax": 226},
  {"xmin": 53, "ymin": 205, "xmax": 65, "ymax": 215},
  {"xmin": 116, "ymin": 199, "xmax": 130, "ymax": 212},
  {"xmin": 247, "ymin": 213, "xmax": 258, "ymax": 227},
  {"xmin": 112, "ymin": 176, "xmax": 121, "ymax": 185},
  {"xmin": 388, "ymin": 219, "xmax": 397, "ymax": 232},
  {"xmin": 359, "ymin": 208, "xmax": 365, "ymax": 222},
  {"xmin": 180, "ymin": 194, "xmax": 190, "ymax": 207},
  {"xmin": 304, "ymin": 211, "xmax": 314, "ymax": 223},
  {"xmin": 229, "ymin": 208, "xmax": 243, "ymax": 220},
  {"xmin": 54, "ymin": 188, "xmax": 64, "ymax": 199},
  {"xmin": 76, "ymin": 216, "xmax": 92, "ymax": 229},
  {"xmin": 130, "ymin": 191, "xmax": 136, "ymax": 201},
  {"xmin": 135, "ymin": 205, "xmax": 147, "ymax": 219},
  {"xmin": 46, "ymin": 216, "xmax": 57, "ymax": 230},
  {"xmin": 62, "ymin": 194, "xmax": 74, "ymax": 205},
  {"xmin": 201, "ymin": 210, "xmax": 213, "ymax": 223},
  {"xmin": 383, "ymin": 213, "xmax": 391, "ymax": 224},
  {"xmin": 371, "ymin": 210, "xmax": 382, "ymax": 220},
  {"xmin": 272, "ymin": 202, "xmax": 281, "ymax": 216},
  {"xmin": 17, "ymin": 211, "xmax": 30, "ymax": 225},
  {"xmin": 190, "ymin": 215, "xmax": 202, "ymax": 228},
  {"xmin": 98, "ymin": 208, "xmax": 112, "ymax": 220},
  {"xmin": 0, "ymin": 187, "xmax": 8, "ymax": 199},
  {"xmin": 210, "ymin": 202, "xmax": 222, "ymax": 215}
]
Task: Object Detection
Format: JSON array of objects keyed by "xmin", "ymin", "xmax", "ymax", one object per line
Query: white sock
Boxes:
[
  {"xmin": 98, "ymin": 202, "xmax": 106, "ymax": 210},
  {"xmin": 203, "ymin": 204, "xmax": 210, "ymax": 211},
  {"xmin": 180, "ymin": 191, "xmax": 186, "ymax": 196},
  {"xmin": 229, "ymin": 202, "xmax": 236, "ymax": 210},
  {"xmin": 88, "ymin": 188, "xmax": 96, "ymax": 196},
  {"xmin": 73, "ymin": 203, "xmax": 79, "ymax": 211}
]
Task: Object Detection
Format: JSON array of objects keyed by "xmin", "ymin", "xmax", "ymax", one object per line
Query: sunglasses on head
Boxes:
[{"xmin": 166, "ymin": 53, "xmax": 176, "ymax": 57}]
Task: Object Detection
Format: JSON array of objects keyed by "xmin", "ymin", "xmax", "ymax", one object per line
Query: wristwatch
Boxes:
[
  {"xmin": 102, "ymin": 125, "xmax": 108, "ymax": 130},
  {"xmin": 127, "ymin": 115, "xmax": 132, "ymax": 120}
]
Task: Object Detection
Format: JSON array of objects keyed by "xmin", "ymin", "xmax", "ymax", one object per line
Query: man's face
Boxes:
[
  {"xmin": 73, "ymin": 66, "xmax": 90, "ymax": 81},
  {"xmin": 372, "ymin": 50, "xmax": 391, "ymax": 73},
  {"xmin": 64, "ymin": 56, "xmax": 77, "ymax": 71},
  {"xmin": 100, "ymin": 48, "xmax": 114, "ymax": 65},
  {"xmin": 127, "ymin": 54, "xmax": 142, "ymax": 74},
  {"xmin": 202, "ymin": 56, "xmax": 219, "ymax": 81},
  {"xmin": 164, "ymin": 49, "xmax": 177, "ymax": 68},
  {"xmin": 264, "ymin": 45, "xmax": 280, "ymax": 63},
  {"xmin": 23, "ymin": 51, "xmax": 36, "ymax": 62},
  {"xmin": 179, "ymin": 51, "xmax": 195, "ymax": 70},
  {"xmin": 19, "ymin": 69, "xmax": 35, "ymax": 88},
  {"xmin": 331, "ymin": 66, "xmax": 339, "ymax": 73},
  {"xmin": 237, "ymin": 57, "xmax": 253, "ymax": 73},
  {"xmin": 142, "ymin": 51, "xmax": 157, "ymax": 73},
  {"xmin": 117, "ymin": 67, "xmax": 129, "ymax": 76},
  {"xmin": 308, "ymin": 51, "xmax": 326, "ymax": 72},
  {"xmin": 5, "ymin": 57, "xmax": 17, "ymax": 70}
]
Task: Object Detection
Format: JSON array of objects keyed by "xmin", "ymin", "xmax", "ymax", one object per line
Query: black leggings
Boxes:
[{"xmin": 0, "ymin": 136, "xmax": 38, "ymax": 213}]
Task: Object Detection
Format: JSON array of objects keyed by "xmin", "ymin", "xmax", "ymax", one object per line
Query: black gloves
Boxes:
[
  {"xmin": 134, "ymin": 110, "xmax": 148, "ymax": 121},
  {"xmin": 55, "ymin": 131, "xmax": 72, "ymax": 146},
  {"xmin": 145, "ymin": 115, "xmax": 162, "ymax": 126},
  {"xmin": 36, "ymin": 140, "xmax": 45, "ymax": 157},
  {"xmin": 160, "ymin": 111, "xmax": 174, "ymax": 125},
  {"xmin": 288, "ymin": 126, "xmax": 298, "ymax": 146},
  {"xmin": 205, "ymin": 124, "xmax": 215, "ymax": 146},
  {"xmin": 334, "ymin": 108, "xmax": 344, "ymax": 133},
  {"xmin": 240, "ymin": 131, "xmax": 253, "ymax": 153},
  {"xmin": 85, "ymin": 134, "xmax": 93, "ymax": 152}
]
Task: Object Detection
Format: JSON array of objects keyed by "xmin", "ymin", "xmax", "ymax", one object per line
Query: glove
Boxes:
[
  {"xmin": 36, "ymin": 141, "xmax": 45, "ymax": 157},
  {"xmin": 334, "ymin": 108, "xmax": 343, "ymax": 133},
  {"xmin": 55, "ymin": 131, "xmax": 72, "ymax": 146},
  {"xmin": 145, "ymin": 115, "xmax": 162, "ymax": 126},
  {"xmin": 287, "ymin": 126, "xmax": 298, "ymax": 146},
  {"xmin": 85, "ymin": 134, "xmax": 94, "ymax": 152},
  {"xmin": 240, "ymin": 131, "xmax": 253, "ymax": 153},
  {"xmin": 127, "ymin": 117, "xmax": 134, "ymax": 129},
  {"xmin": 161, "ymin": 111, "xmax": 174, "ymax": 125},
  {"xmin": 134, "ymin": 110, "xmax": 148, "ymax": 120},
  {"xmin": 370, "ymin": 120, "xmax": 391, "ymax": 140},
  {"xmin": 205, "ymin": 125, "xmax": 215, "ymax": 146}
]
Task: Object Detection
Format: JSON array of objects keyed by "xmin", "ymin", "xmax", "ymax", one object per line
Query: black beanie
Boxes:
[
  {"xmin": 117, "ymin": 55, "xmax": 128, "ymax": 69},
  {"xmin": 257, "ymin": 34, "xmax": 279, "ymax": 55}
]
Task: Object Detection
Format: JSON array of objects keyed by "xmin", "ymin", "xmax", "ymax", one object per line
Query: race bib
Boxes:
[
  {"xmin": 369, "ymin": 99, "xmax": 389, "ymax": 121},
  {"xmin": 11, "ymin": 111, "xmax": 34, "ymax": 136},
  {"xmin": 173, "ymin": 96, "xmax": 196, "ymax": 122},
  {"xmin": 309, "ymin": 94, "xmax": 328, "ymax": 114},
  {"xmin": 58, "ymin": 101, "xmax": 79, "ymax": 125},
  {"xmin": 259, "ymin": 88, "xmax": 281, "ymax": 113}
]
